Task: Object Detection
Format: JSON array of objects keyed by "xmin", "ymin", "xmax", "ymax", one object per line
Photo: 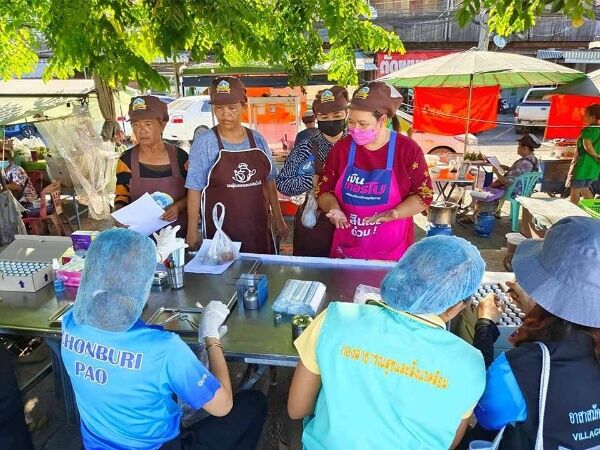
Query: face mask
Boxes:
[
  {"xmin": 318, "ymin": 119, "xmax": 346, "ymax": 137},
  {"xmin": 348, "ymin": 127, "xmax": 379, "ymax": 146},
  {"xmin": 0, "ymin": 160, "xmax": 9, "ymax": 170}
]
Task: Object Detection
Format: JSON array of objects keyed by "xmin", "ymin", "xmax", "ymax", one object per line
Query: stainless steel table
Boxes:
[
  {"xmin": 0, "ymin": 251, "xmax": 512, "ymax": 424},
  {"xmin": 222, "ymin": 255, "xmax": 393, "ymax": 366},
  {"xmin": 0, "ymin": 254, "xmax": 514, "ymax": 363}
]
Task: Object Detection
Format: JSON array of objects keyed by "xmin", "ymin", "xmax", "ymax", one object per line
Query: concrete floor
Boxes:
[{"xmin": 15, "ymin": 141, "xmax": 533, "ymax": 449}]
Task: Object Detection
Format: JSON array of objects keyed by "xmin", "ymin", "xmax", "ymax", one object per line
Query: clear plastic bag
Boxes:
[
  {"xmin": 353, "ymin": 284, "xmax": 382, "ymax": 305},
  {"xmin": 301, "ymin": 190, "xmax": 319, "ymax": 229},
  {"xmin": 271, "ymin": 279, "xmax": 326, "ymax": 316},
  {"xmin": 203, "ymin": 202, "xmax": 239, "ymax": 265}
]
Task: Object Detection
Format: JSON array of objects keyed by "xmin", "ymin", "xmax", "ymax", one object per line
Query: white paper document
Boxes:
[
  {"xmin": 485, "ymin": 156, "xmax": 503, "ymax": 173},
  {"xmin": 184, "ymin": 239, "xmax": 242, "ymax": 275},
  {"xmin": 111, "ymin": 193, "xmax": 174, "ymax": 236}
]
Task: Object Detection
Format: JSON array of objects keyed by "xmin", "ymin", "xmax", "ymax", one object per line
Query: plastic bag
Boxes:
[
  {"xmin": 353, "ymin": 284, "xmax": 382, "ymax": 305},
  {"xmin": 272, "ymin": 279, "xmax": 326, "ymax": 316},
  {"xmin": 301, "ymin": 190, "xmax": 319, "ymax": 229},
  {"xmin": 203, "ymin": 202, "xmax": 239, "ymax": 265}
]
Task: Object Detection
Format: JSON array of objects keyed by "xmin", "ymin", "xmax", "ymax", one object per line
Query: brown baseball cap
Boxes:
[
  {"xmin": 312, "ymin": 85, "xmax": 349, "ymax": 115},
  {"xmin": 349, "ymin": 82, "xmax": 403, "ymax": 117},
  {"xmin": 128, "ymin": 95, "xmax": 169, "ymax": 122},
  {"xmin": 209, "ymin": 76, "xmax": 247, "ymax": 105}
]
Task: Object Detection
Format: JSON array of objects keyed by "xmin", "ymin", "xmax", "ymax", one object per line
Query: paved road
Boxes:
[{"xmin": 475, "ymin": 113, "xmax": 545, "ymax": 146}]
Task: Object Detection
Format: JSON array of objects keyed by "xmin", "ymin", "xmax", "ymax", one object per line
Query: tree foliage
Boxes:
[
  {"xmin": 0, "ymin": 0, "xmax": 404, "ymax": 89},
  {"xmin": 457, "ymin": 0, "xmax": 596, "ymax": 36}
]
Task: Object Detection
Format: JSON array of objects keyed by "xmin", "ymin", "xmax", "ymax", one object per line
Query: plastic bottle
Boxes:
[
  {"xmin": 52, "ymin": 258, "xmax": 65, "ymax": 293},
  {"xmin": 299, "ymin": 155, "xmax": 315, "ymax": 175}
]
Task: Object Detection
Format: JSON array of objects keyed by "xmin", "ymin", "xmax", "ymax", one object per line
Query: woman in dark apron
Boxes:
[
  {"xmin": 276, "ymin": 86, "xmax": 349, "ymax": 256},
  {"xmin": 114, "ymin": 95, "xmax": 188, "ymax": 237}
]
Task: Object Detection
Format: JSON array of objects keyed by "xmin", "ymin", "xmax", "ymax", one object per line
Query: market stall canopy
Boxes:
[
  {"xmin": 550, "ymin": 69, "xmax": 600, "ymax": 96},
  {"xmin": 378, "ymin": 49, "xmax": 585, "ymax": 88},
  {"xmin": 0, "ymin": 79, "xmax": 95, "ymax": 125},
  {"xmin": 181, "ymin": 52, "xmax": 376, "ymax": 88}
]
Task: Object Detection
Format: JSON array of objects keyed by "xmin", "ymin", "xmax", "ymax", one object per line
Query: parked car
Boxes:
[
  {"xmin": 2, "ymin": 123, "xmax": 37, "ymax": 139},
  {"xmin": 514, "ymin": 87, "xmax": 556, "ymax": 133},
  {"xmin": 396, "ymin": 111, "xmax": 478, "ymax": 159},
  {"xmin": 162, "ymin": 96, "xmax": 214, "ymax": 143}
]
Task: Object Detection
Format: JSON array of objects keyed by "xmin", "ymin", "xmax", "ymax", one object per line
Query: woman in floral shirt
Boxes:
[
  {"xmin": 489, "ymin": 134, "xmax": 540, "ymax": 195},
  {"xmin": 1, "ymin": 149, "xmax": 38, "ymax": 207},
  {"xmin": 317, "ymin": 82, "xmax": 433, "ymax": 261}
]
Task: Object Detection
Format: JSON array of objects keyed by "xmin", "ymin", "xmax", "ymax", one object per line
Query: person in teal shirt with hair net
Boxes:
[{"xmin": 288, "ymin": 235, "xmax": 487, "ymax": 450}]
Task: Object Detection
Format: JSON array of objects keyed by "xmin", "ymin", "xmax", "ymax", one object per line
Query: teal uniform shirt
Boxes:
[{"xmin": 295, "ymin": 302, "xmax": 486, "ymax": 450}]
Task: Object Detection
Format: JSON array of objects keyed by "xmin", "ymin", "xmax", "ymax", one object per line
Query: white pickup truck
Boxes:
[{"xmin": 514, "ymin": 87, "xmax": 556, "ymax": 133}]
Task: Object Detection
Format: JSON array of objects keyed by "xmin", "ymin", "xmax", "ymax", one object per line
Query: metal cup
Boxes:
[
  {"xmin": 291, "ymin": 314, "xmax": 313, "ymax": 341},
  {"xmin": 167, "ymin": 266, "xmax": 184, "ymax": 289}
]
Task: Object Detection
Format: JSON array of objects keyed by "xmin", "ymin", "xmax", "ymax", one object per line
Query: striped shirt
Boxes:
[
  {"xmin": 276, "ymin": 131, "xmax": 342, "ymax": 197},
  {"xmin": 115, "ymin": 146, "xmax": 188, "ymax": 207}
]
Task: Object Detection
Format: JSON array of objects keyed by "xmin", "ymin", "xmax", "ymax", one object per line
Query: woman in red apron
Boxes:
[
  {"xmin": 114, "ymin": 95, "xmax": 188, "ymax": 237},
  {"xmin": 317, "ymin": 82, "xmax": 434, "ymax": 261},
  {"xmin": 276, "ymin": 86, "xmax": 349, "ymax": 257},
  {"xmin": 185, "ymin": 76, "xmax": 288, "ymax": 254}
]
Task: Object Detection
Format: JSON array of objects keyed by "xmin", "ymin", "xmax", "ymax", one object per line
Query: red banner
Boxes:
[
  {"xmin": 376, "ymin": 51, "xmax": 454, "ymax": 77},
  {"xmin": 545, "ymin": 94, "xmax": 600, "ymax": 139},
  {"xmin": 413, "ymin": 86, "xmax": 500, "ymax": 135}
]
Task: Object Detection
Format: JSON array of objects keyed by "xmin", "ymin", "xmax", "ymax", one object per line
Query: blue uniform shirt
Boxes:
[
  {"xmin": 61, "ymin": 310, "xmax": 220, "ymax": 450},
  {"xmin": 185, "ymin": 128, "xmax": 277, "ymax": 192}
]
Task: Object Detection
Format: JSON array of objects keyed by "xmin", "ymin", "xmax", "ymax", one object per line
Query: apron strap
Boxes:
[
  {"xmin": 212, "ymin": 126, "xmax": 225, "ymax": 151},
  {"xmin": 164, "ymin": 144, "xmax": 183, "ymax": 182},
  {"xmin": 213, "ymin": 126, "xmax": 258, "ymax": 150},
  {"xmin": 348, "ymin": 139, "xmax": 357, "ymax": 166},
  {"xmin": 386, "ymin": 131, "xmax": 397, "ymax": 170},
  {"xmin": 130, "ymin": 145, "xmax": 141, "ymax": 180},
  {"xmin": 244, "ymin": 127, "xmax": 258, "ymax": 149},
  {"xmin": 348, "ymin": 131, "xmax": 397, "ymax": 169}
]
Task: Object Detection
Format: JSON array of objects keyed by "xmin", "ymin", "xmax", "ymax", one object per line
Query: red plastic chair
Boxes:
[
  {"xmin": 22, "ymin": 182, "xmax": 72, "ymax": 236},
  {"xmin": 25, "ymin": 170, "xmax": 46, "ymax": 196}
]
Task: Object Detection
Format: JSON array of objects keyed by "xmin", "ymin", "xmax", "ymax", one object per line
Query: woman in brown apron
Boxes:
[
  {"xmin": 114, "ymin": 95, "xmax": 188, "ymax": 237},
  {"xmin": 185, "ymin": 76, "xmax": 288, "ymax": 254},
  {"xmin": 275, "ymin": 86, "xmax": 349, "ymax": 256}
]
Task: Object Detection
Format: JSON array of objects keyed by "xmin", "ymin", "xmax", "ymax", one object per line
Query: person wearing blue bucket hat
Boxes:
[
  {"xmin": 288, "ymin": 235, "xmax": 487, "ymax": 450},
  {"xmin": 60, "ymin": 228, "xmax": 266, "ymax": 450},
  {"xmin": 464, "ymin": 217, "xmax": 600, "ymax": 450}
]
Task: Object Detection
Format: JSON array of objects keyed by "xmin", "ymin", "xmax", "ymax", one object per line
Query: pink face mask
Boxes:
[{"xmin": 348, "ymin": 127, "xmax": 378, "ymax": 146}]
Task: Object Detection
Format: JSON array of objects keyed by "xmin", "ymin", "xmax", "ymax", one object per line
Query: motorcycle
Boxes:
[{"xmin": 498, "ymin": 98, "xmax": 510, "ymax": 113}]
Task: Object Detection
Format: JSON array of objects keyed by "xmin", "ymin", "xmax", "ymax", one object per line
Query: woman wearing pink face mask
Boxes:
[{"xmin": 316, "ymin": 82, "xmax": 433, "ymax": 261}]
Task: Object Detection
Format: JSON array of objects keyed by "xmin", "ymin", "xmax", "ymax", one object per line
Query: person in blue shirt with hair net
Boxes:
[
  {"xmin": 60, "ymin": 228, "xmax": 266, "ymax": 450},
  {"xmin": 288, "ymin": 235, "xmax": 487, "ymax": 450}
]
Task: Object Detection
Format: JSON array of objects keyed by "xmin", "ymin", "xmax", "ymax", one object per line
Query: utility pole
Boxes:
[{"xmin": 477, "ymin": 11, "xmax": 490, "ymax": 51}]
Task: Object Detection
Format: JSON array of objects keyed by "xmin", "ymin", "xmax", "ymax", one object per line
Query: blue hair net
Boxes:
[
  {"xmin": 381, "ymin": 236, "xmax": 485, "ymax": 315},
  {"xmin": 73, "ymin": 228, "xmax": 156, "ymax": 332}
]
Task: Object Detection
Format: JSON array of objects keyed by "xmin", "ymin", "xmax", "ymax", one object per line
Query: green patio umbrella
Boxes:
[
  {"xmin": 551, "ymin": 68, "xmax": 600, "ymax": 96},
  {"xmin": 378, "ymin": 49, "xmax": 584, "ymax": 89},
  {"xmin": 377, "ymin": 49, "xmax": 585, "ymax": 151}
]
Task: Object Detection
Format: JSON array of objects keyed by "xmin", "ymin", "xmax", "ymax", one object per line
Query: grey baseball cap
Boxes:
[{"xmin": 512, "ymin": 216, "xmax": 600, "ymax": 327}]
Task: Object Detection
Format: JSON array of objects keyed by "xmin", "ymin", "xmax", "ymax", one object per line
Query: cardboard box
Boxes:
[{"xmin": 0, "ymin": 235, "xmax": 71, "ymax": 292}]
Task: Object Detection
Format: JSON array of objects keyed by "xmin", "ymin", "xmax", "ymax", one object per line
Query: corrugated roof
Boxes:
[
  {"xmin": 537, "ymin": 50, "xmax": 564, "ymax": 60},
  {"xmin": 0, "ymin": 79, "xmax": 95, "ymax": 97},
  {"xmin": 563, "ymin": 51, "xmax": 600, "ymax": 64}
]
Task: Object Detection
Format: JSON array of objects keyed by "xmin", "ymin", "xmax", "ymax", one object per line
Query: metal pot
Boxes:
[{"xmin": 428, "ymin": 201, "xmax": 458, "ymax": 225}]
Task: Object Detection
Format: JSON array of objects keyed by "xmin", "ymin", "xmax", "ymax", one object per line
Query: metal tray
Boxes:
[
  {"xmin": 48, "ymin": 303, "xmax": 73, "ymax": 327},
  {"xmin": 146, "ymin": 307, "xmax": 204, "ymax": 335}
]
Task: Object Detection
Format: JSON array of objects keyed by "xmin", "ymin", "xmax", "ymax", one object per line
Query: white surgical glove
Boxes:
[
  {"xmin": 199, "ymin": 301, "xmax": 230, "ymax": 340},
  {"xmin": 154, "ymin": 225, "xmax": 187, "ymax": 262}
]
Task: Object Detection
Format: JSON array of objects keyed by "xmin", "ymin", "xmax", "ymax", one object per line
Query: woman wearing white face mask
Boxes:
[{"xmin": 317, "ymin": 82, "xmax": 433, "ymax": 261}]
